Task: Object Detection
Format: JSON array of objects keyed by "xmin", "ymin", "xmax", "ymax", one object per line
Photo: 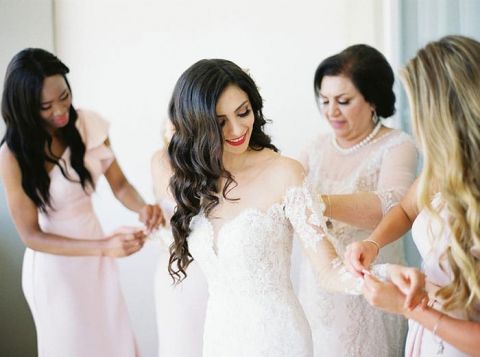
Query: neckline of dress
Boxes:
[
  {"xmin": 200, "ymin": 203, "xmax": 285, "ymax": 255},
  {"xmin": 48, "ymin": 147, "xmax": 71, "ymax": 176},
  {"xmin": 194, "ymin": 183, "xmax": 311, "ymax": 256},
  {"xmin": 329, "ymin": 128, "xmax": 397, "ymax": 154}
]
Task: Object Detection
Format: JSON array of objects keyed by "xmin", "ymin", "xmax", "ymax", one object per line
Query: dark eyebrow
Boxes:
[
  {"xmin": 41, "ymin": 89, "xmax": 68, "ymax": 105},
  {"xmin": 217, "ymin": 100, "xmax": 249, "ymax": 117},
  {"xmin": 235, "ymin": 100, "xmax": 249, "ymax": 111},
  {"xmin": 319, "ymin": 92, "xmax": 348, "ymax": 99}
]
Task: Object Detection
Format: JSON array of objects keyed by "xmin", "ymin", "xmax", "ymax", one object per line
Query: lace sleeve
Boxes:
[
  {"xmin": 375, "ymin": 135, "xmax": 418, "ymax": 215},
  {"xmin": 283, "ymin": 185, "xmax": 365, "ymax": 294}
]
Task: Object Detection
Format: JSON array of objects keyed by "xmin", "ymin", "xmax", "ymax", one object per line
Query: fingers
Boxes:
[
  {"xmin": 346, "ymin": 253, "xmax": 364, "ymax": 277},
  {"xmin": 404, "ymin": 270, "xmax": 426, "ymax": 310},
  {"xmin": 388, "ymin": 266, "xmax": 427, "ymax": 310},
  {"xmin": 150, "ymin": 205, "xmax": 165, "ymax": 229},
  {"xmin": 104, "ymin": 229, "xmax": 146, "ymax": 257},
  {"xmin": 345, "ymin": 243, "xmax": 369, "ymax": 277},
  {"xmin": 124, "ymin": 237, "xmax": 145, "ymax": 255},
  {"xmin": 121, "ymin": 234, "xmax": 146, "ymax": 256},
  {"xmin": 110, "ymin": 226, "xmax": 145, "ymax": 238},
  {"xmin": 351, "ymin": 250, "xmax": 368, "ymax": 275},
  {"xmin": 392, "ymin": 273, "xmax": 411, "ymax": 295},
  {"xmin": 141, "ymin": 204, "xmax": 165, "ymax": 232}
]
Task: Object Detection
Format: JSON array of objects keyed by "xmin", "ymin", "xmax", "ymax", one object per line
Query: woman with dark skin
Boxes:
[{"xmin": 0, "ymin": 48, "xmax": 163, "ymax": 357}]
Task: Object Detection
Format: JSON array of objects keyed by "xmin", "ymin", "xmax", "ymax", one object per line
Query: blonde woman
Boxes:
[
  {"xmin": 150, "ymin": 119, "xmax": 208, "ymax": 357},
  {"xmin": 346, "ymin": 35, "xmax": 480, "ymax": 356}
]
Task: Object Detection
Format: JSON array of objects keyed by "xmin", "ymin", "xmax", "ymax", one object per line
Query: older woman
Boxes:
[{"xmin": 297, "ymin": 44, "xmax": 418, "ymax": 357}]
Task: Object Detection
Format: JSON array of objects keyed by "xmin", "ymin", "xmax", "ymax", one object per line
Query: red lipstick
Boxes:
[{"xmin": 225, "ymin": 132, "xmax": 247, "ymax": 146}]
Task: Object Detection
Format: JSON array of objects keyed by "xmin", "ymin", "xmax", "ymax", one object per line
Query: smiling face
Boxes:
[
  {"xmin": 216, "ymin": 84, "xmax": 255, "ymax": 156},
  {"xmin": 39, "ymin": 74, "xmax": 72, "ymax": 133},
  {"xmin": 319, "ymin": 75, "xmax": 375, "ymax": 146}
]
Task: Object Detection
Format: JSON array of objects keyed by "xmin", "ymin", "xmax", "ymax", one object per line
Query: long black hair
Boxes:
[
  {"xmin": 1, "ymin": 48, "xmax": 93, "ymax": 211},
  {"xmin": 168, "ymin": 59, "xmax": 277, "ymax": 282}
]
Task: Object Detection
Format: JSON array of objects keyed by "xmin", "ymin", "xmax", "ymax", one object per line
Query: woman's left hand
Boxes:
[
  {"xmin": 387, "ymin": 264, "xmax": 428, "ymax": 310},
  {"xmin": 363, "ymin": 273, "xmax": 408, "ymax": 315},
  {"xmin": 139, "ymin": 204, "xmax": 165, "ymax": 233}
]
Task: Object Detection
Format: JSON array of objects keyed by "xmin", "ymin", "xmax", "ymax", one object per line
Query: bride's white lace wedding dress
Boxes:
[{"xmin": 187, "ymin": 184, "xmax": 381, "ymax": 357}]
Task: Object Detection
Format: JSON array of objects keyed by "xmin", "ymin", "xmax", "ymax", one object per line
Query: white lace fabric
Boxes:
[
  {"xmin": 297, "ymin": 129, "xmax": 418, "ymax": 357},
  {"xmin": 188, "ymin": 183, "xmax": 380, "ymax": 357}
]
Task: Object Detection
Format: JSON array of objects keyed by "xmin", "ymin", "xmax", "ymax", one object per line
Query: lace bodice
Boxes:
[
  {"xmin": 189, "ymin": 185, "xmax": 365, "ymax": 297},
  {"xmin": 187, "ymin": 184, "xmax": 378, "ymax": 356}
]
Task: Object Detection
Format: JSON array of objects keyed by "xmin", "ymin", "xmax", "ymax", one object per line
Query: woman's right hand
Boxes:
[
  {"xmin": 345, "ymin": 240, "xmax": 380, "ymax": 277},
  {"xmin": 102, "ymin": 227, "xmax": 146, "ymax": 257}
]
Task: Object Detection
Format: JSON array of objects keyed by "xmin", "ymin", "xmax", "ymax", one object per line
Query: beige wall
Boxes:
[{"xmin": 0, "ymin": 0, "xmax": 55, "ymax": 354}]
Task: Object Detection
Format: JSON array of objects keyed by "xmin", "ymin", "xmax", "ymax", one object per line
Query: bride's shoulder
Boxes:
[{"xmin": 266, "ymin": 154, "xmax": 306, "ymax": 187}]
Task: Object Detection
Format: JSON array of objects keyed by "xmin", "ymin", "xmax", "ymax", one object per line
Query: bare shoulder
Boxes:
[
  {"xmin": 266, "ymin": 154, "xmax": 306, "ymax": 187},
  {"xmin": 0, "ymin": 143, "xmax": 22, "ymax": 185},
  {"xmin": 0, "ymin": 143, "xmax": 17, "ymax": 171}
]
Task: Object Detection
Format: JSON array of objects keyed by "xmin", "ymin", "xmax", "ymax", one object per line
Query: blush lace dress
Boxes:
[{"xmin": 297, "ymin": 129, "xmax": 418, "ymax": 357}]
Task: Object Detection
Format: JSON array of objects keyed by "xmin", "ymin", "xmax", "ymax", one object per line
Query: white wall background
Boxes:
[
  {"xmin": 0, "ymin": 0, "xmax": 390, "ymax": 355},
  {"xmin": 53, "ymin": 1, "xmax": 387, "ymax": 355}
]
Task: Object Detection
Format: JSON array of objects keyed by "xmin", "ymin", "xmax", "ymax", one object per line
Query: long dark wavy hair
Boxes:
[
  {"xmin": 168, "ymin": 59, "xmax": 278, "ymax": 282},
  {"xmin": 1, "ymin": 48, "xmax": 93, "ymax": 212}
]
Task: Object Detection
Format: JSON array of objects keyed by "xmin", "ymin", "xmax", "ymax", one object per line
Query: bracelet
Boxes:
[
  {"xmin": 432, "ymin": 312, "xmax": 445, "ymax": 354},
  {"xmin": 323, "ymin": 194, "xmax": 333, "ymax": 229},
  {"xmin": 432, "ymin": 313, "xmax": 444, "ymax": 336},
  {"xmin": 363, "ymin": 239, "xmax": 380, "ymax": 256}
]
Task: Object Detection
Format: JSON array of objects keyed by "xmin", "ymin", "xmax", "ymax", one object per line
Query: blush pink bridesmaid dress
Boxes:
[{"xmin": 21, "ymin": 109, "xmax": 138, "ymax": 357}]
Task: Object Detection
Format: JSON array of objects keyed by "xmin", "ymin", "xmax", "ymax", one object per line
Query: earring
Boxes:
[{"xmin": 371, "ymin": 110, "xmax": 378, "ymax": 124}]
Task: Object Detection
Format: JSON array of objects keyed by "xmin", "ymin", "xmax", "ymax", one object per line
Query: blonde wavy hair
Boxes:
[{"xmin": 401, "ymin": 35, "xmax": 480, "ymax": 318}]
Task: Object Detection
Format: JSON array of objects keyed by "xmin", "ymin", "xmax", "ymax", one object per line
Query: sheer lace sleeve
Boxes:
[
  {"xmin": 284, "ymin": 185, "xmax": 366, "ymax": 295},
  {"xmin": 375, "ymin": 135, "xmax": 418, "ymax": 215}
]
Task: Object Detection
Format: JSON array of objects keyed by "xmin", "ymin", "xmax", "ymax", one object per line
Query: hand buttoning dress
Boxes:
[{"xmin": 21, "ymin": 110, "xmax": 138, "ymax": 357}]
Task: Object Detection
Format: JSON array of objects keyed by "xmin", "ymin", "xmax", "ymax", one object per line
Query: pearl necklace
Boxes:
[{"xmin": 331, "ymin": 121, "xmax": 382, "ymax": 155}]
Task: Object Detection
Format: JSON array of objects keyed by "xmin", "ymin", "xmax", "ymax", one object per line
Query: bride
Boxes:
[{"xmin": 166, "ymin": 58, "xmax": 422, "ymax": 356}]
